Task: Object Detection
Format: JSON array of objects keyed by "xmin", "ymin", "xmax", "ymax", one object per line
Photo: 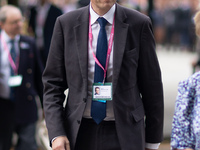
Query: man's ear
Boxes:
[
  {"xmin": 0, "ymin": 22, "xmax": 5, "ymax": 29},
  {"xmin": 0, "ymin": 22, "xmax": 3, "ymax": 29}
]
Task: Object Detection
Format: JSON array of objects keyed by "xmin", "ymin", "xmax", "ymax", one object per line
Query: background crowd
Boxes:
[{"xmin": 1, "ymin": 0, "xmax": 200, "ymax": 52}]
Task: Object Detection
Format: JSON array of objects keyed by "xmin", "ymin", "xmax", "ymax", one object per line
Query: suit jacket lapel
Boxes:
[
  {"xmin": 74, "ymin": 6, "xmax": 89, "ymax": 95},
  {"xmin": 18, "ymin": 35, "xmax": 27, "ymax": 73},
  {"xmin": 18, "ymin": 36, "xmax": 25, "ymax": 74},
  {"xmin": 112, "ymin": 4, "xmax": 129, "ymax": 95},
  {"xmin": 18, "ymin": 36, "xmax": 32, "ymax": 74}
]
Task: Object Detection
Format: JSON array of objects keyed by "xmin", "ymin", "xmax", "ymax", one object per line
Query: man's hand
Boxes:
[{"xmin": 52, "ymin": 136, "xmax": 70, "ymax": 150}]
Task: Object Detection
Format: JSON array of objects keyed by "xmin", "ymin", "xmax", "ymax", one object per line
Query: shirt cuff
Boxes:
[
  {"xmin": 51, "ymin": 135, "xmax": 66, "ymax": 144},
  {"xmin": 51, "ymin": 137, "xmax": 58, "ymax": 143},
  {"xmin": 145, "ymin": 143, "xmax": 160, "ymax": 149}
]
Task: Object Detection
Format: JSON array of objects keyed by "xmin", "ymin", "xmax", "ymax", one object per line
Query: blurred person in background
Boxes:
[
  {"xmin": 0, "ymin": 5, "xmax": 43, "ymax": 150},
  {"xmin": 28, "ymin": 0, "xmax": 63, "ymax": 65},
  {"xmin": 171, "ymin": 10, "xmax": 200, "ymax": 150},
  {"xmin": 52, "ymin": 0, "xmax": 77, "ymax": 14},
  {"xmin": 150, "ymin": 0, "xmax": 165, "ymax": 45},
  {"xmin": 175, "ymin": 0, "xmax": 194, "ymax": 51}
]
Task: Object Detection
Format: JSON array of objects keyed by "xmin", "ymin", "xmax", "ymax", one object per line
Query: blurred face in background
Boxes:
[
  {"xmin": 194, "ymin": 11, "xmax": 200, "ymax": 37},
  {"xmin": 0, "ymin": 8, "xmax": 23, "ymax": 38},
  {"xmin": 39, "ymin": 0, "xmax": 48, "ymax": 5}
]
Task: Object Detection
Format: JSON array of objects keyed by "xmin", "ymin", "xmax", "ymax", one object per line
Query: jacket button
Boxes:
[
  {"xmin": 83, "ymin": 98, "xmax": 87, "ymax": 102},
  {"xmin": 27, "ymin": 95, "xmax": 33, "ymax": 101},
  {"xmin": 26, "ymin": 82, "xmax": 31, "ymax": 88},
  {"xmin": 27, "ymin": 68, "xmax": 32, "ymax": 74},
  {"xmin": 77, "ymin": 120, "xmax": 81, "ymax": 124}
]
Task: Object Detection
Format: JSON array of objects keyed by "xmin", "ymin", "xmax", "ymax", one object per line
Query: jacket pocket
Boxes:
[
  {"xmin": 124, "ymin": 48, "xmax": 137, "ymax": 58},
  {"xmin": 131, "ymin": 105, "xmax": 145, "ymax": 123}
]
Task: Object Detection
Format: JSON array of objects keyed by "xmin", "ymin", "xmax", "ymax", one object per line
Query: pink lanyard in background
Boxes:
[{"xmin": 0, "ymin": 35, "xmax": 19, "ymax": 75}]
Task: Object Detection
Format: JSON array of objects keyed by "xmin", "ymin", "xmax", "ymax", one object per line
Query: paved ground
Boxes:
[{"xmin": 159, "ymin": 139, "xmax": 170, "ymax": 150}]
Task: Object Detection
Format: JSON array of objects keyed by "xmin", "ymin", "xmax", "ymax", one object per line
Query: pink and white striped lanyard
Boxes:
[
  {"xmin": 89, "ymin": 15, "xmax": 115, "ymax": 84},
  {"xmin": 0, "ymin": 35, "xmax": 19, "ymax": 75}
]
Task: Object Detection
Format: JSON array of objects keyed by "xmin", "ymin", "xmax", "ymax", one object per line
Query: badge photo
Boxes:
[{"xmin": 92, "ymin": 83, "xmax": 112, "ymax": 101}]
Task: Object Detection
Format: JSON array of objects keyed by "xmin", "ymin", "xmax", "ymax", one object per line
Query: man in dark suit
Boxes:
[
  {"xmin": 28, "ymin": 0, "xmax": 63, "ymax": 65},
  {"xmin": 0, "ymin": 5, "xmax": 43, "ymax": 150},
  {"xmin": 43, "ymin": 0, "xmax": 164, "ymax": 149}
]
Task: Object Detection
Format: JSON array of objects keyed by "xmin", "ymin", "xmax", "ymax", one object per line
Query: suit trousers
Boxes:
[
  {"xmin": 14, "ymin": 122, "xmax": 38, "ymax": 150},
  {"xmin": 75, "ymin": 118, "xmax": 121, "ymax": 150},
  {"xmin": 0, "ymin": 98, "xmax": 15, "ymax": 150}
]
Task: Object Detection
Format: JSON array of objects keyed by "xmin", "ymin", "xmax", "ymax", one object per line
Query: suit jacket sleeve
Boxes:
[
  {"xmin": 137, "ymin": 17, "xmax": 164, "ymax": 143},
  {"xmin": 42, "ymin": 16, "xmax": 68, "ymax": 141}
]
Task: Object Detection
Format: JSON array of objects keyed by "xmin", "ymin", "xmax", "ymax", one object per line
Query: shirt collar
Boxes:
[
  {"xmin": 89, "ymin": 3, "xmax": 116, "ymax": 25},
  {"xmin": 37, "ymin": 2, "xmax": 50, "ymax": 12},
  {"xmin": 1, "ymin": 30, "xmax": 20, "ymax": 43}
]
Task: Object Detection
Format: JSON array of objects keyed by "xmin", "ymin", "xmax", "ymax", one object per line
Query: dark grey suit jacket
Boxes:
[{"xmin": 43, "ymin": 3, "xmax": 164, "ymax": 150}]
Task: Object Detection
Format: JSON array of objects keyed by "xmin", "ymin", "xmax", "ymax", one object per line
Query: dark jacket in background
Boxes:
[
  {"xmin": 14, "ymin": 35, "xmax": 44, "ymax": 124},
  {"xmin": 28, "ymin": 4, "xmax": 63, "ymax": 65}
]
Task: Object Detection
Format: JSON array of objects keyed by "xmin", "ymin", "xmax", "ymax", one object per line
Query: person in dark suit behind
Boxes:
[
  {"xmin": 42, "ymin": 0, "xmax": 164, "ymax": 149},
  {"xmin": 0, "ymin": 5, "xmax": 43, "ymax": 150},
  {"xmin": 28, "ymin": 0, "xmax": 63, "ymax": 65}
]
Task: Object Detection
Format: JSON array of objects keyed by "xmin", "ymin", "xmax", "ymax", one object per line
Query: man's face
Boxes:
[
  {"xmin": 95, "ymin": 88, "xmax": 100, "ymax": 94},
  {"xmin": 91, "ymin": 0, "xmax": 116, "ymax": 15},
  {"xmin": 1, "ymin": 9, "xmax": 23, "ymax": 38}
]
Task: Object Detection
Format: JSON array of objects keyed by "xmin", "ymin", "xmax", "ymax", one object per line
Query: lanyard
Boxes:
[
  {"xmin": 0, "ymin": 34, "xmax": 19, "ymax": 75},
  {"xmin": 89, "ymin": 15, "xmax": 115, "ymax": 83}
]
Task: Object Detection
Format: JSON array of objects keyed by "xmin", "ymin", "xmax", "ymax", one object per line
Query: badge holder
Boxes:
[
  {"xmin": 92, "ymin": 83, "xmax": 112, "ymax": 102},
  {"xmin": 8, "ymin": 75, "xmax": 23, "ymax": 87}
]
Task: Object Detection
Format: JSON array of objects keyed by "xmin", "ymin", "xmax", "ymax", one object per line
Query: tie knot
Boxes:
[
  {"xmin": 97, "ymin": 17, "xmax": 107, "ymax": 28},
  {"xmin": 10, "ymin": 39, "xmax": 15, "ymax": 45}
]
